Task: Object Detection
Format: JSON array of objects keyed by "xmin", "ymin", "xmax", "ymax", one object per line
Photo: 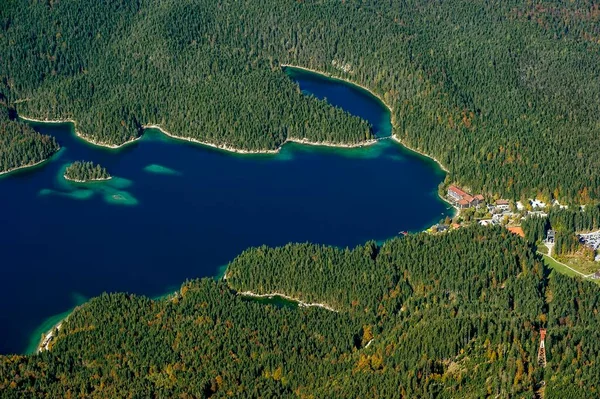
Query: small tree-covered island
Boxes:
[{"xmin": 63, "ymin": 161, "xmax": 111, "ymax": 183}]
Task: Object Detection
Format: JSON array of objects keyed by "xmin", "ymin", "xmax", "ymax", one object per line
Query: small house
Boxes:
[{"xmin": 507, "ymin": 226, "xmax": 525, "ymax": 238}]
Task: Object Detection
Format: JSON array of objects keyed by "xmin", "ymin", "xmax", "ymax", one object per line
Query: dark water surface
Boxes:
[{"xmin": 0, "ymin": 67, "xmax": 451, "ymax": 354}]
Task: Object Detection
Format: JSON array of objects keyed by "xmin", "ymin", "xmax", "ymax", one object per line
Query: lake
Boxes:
[{"xmin": 0, "ymin": 67, "xmax": 452, "ymax": 354}]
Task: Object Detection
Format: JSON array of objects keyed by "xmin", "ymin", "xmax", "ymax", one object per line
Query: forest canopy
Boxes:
[
  {"xmin": 0, "ymin": 104, "xmax": 59, "ymax": 174},
  {"xmin": 63, "ymin": 161, "xmax": 111, "ymax": 182},
  {"xmin": 1, "ymin": 227, "xmax": 599, "ymax": 397},
  {"xmin": 1, "ymin": 0, "xmax": 599, "ymax": 202}
]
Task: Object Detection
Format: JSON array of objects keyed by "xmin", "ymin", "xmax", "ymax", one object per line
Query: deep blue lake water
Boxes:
[{"xmin": 0, "ymin": 67, "xmax": 452, "ymax": 354}]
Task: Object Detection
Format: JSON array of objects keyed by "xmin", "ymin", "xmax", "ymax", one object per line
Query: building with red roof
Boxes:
[{"xmin": 447, "ymin": 185, "xmax": 484, "ymax": 209}]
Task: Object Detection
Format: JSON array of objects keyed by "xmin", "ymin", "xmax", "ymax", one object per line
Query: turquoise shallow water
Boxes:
[{"xmin": 0, "ymin": 67, "xmax": 452, "ymax": 354}]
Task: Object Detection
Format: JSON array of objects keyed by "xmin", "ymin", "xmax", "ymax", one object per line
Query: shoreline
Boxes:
[
  {"xmin": 17, "ymin": 116, "xmax": 376, "ymax": 155},
  {"xmin": 63, "ymin": 175, "xmax": 113, "ymax": 183},
  {"xmin": 0, "ymin": 158, "xmax": 51, "ymax": 177},
  {"xmin": 238, "ymin": 291, "xmax": 337, "ymax": 312},
  {"xmin": 388, "ymin": 135, "xmax": 458, "ymax": 219},
  {"xmin": 144, "ymin": 124, "xmax": 377, "ymax": 153},
  {"xmin": 281, "ymin": 64, "xmax": 454, "ymax": 178},
  {"xmin": 286, "ymin": 137, "xmax": 377, "ymax": 149},
  {"xmin": 143, "ymin": 125, "xmax": 279, "ymax": 154},
  {"xmin": 16, "ymin": 68, "xmax": 452, "ymax": 172},
  {"xmin": 38, "ymin": 322, "xmax": 63, "ymax": 352},
  {"xmin": 16, "ymin": 69, "xmax": 455, "ymax": 352},
  {"xmin": 18, "ymin": 115, "xmax": 142, "ymax": 149},
  {"xmin": 281, "ymin": 64, "xmax": 397, "ymax": 126},
  {"xmin": 390, "ymin": 135, "xmax": 449, "ymax": 174},
  {"xmin": 76, "ymin": 132, "xmax": 142, "ymax": 149},
  {"xmin": 18, "ymin": 115, "xmax": 76, "ymax": 125}
]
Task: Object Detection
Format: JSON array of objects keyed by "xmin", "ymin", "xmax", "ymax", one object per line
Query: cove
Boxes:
[
  {"xmin": 283, "ymin": 66, "xmax": 392, "ymax": 138},
  {"xmin": 0, "ymin": 68, "xmax": 452, "ymax": 354}
]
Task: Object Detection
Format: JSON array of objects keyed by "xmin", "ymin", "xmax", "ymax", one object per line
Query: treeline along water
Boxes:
[
  {"xmin": 0, "ymin": 69, "xmax": 451, "ymax": 354},
  {"xmin": 5, "ymin": 0, "xmax": 599, "ymax": 203}
]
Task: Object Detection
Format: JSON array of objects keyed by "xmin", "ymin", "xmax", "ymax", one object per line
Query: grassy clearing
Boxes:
[
  {"xmin": 555, "ymin": 255, "xmax": 600, "ymax": 275},
  {"xmin": 541, "ymin": 254, "xmax": 583, "ymax": 279},
  {"xmin": 541, "ymin": 254, "xmax": 600, "ymax": 285}
]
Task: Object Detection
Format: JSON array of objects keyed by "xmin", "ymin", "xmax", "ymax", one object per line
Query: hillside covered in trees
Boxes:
[
  {"xmin": 1, "ymin": 227, "xmax": 599, "ymax": 397},
  {"xmin": 2, "ymin": 0, "xmax": 599, "ymax": 202},
  {"xmin": 0, "ymin": 104, "xmax": 59, "ymax": 174}
]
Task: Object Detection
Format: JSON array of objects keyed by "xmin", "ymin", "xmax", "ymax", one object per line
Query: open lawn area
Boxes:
[
  {"xmin": 555, "ymin": 255, "xmax": 600, "ymax": 275},
  {"xmin": 541, "ymin": 254, "xmax": 600, "ymax": 285}
]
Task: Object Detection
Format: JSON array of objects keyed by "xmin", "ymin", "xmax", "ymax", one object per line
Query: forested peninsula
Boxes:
[
  {"xmin": 2, "ymin": 0, "xmax": 600, "ymax": 202},
  {"xmin": 64, "ymin": 161, "xmax": 111, "ymax": 182},
  {"xmin": 1, "ymin": 226, "xmax": 598, "ymax": 397},
  {"xmin": 0, "ymin": 104, "xmax": 59, "ymax": 175}
]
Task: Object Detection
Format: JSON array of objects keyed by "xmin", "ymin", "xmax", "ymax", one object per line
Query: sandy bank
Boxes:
[
  {"xmin": 143, "ymin": 125, "xmax": 279, "ymax": 154},
  {"xmin": 38, "ymin": 322, "xmax": 63, "ymax": 352},
  {"xmin": 144, "ymin": 124, "xmax": 376, "ymax": 154},
  {"xmin": 19, "ymin": 115, "xmax": 141, "ymax": 149},
  {"xmin": 63, "ymin": 175, "xmax": 113, "ymax": 183},
  {"xmin": 286, "ymin": 137, "xmax": 377, "ymax": 149},
  {"xmin": 390, "ymin": 135, "xmax": 449, "ymax": 174},
  {"xmin": 387, "ymin": 136, "xmax": 460, "ymax": 217},
  {"xmin": 77, "ymin": 132, "xmax": 142, "ymax": 149},
  {"xmin": 18, "ymin": 116, "xmax": 75, "ymax": 125}
]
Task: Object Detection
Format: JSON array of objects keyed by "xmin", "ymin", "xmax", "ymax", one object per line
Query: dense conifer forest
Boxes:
[
  {"xmin": 0, "ymin": 104, "xmax": 59, "ymax": 174},
  {"xmin": 2, "ymin": 1, "xmax": 600, "ymax": 397},
  {"xmin": 1, "ymin": 227, "xmax": 599, "ymax": 397},
  {"xmin": 64, "ymin": 161, "xmax": 111, "ymax": 182},
  {"xmin": 2, "ymin": 0, "xmax": 599, "ymax": 202}
]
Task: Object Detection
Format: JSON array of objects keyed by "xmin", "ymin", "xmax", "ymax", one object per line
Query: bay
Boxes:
[{"xmin": 0, "ymin": 67, "xmax": 452, "ymax": 354}]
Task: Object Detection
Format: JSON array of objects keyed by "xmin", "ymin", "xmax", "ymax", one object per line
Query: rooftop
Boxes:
[
  {"xmin": 507, "ymin": 226, "xmax": 525, "ymax": 238},
  {"xmin": 448, "ymin": 185, "xmax": 468, "ymax": 197}
]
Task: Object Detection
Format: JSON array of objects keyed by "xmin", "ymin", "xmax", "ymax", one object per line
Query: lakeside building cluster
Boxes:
[
  {"xmin": 447, "ymin": 185, "xmax": 484, "ymax": 209},
  {"xmin": 446, "ymin": 185, "xmax": 557, "ymax": 229}
]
